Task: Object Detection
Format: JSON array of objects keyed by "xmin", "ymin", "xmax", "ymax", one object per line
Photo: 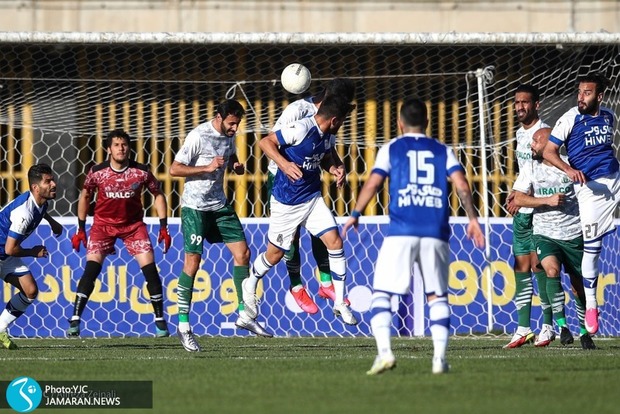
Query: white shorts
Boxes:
[
  {"xmin": 0, "ymin": 256, "xmax": 30, "ymax": 281},
  {"xmin": 268, "ymin": 194, "xmax": 337, "ymax": 251},
  {"xmin": 373, "ymin": 236, "xmax": 449, "ymax": 296},
  {"xmin": 575, "ymin": 171, "xmax": 620, "ymax": 243}
]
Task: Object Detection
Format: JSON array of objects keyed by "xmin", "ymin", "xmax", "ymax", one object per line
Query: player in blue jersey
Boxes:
[
  {"xmin": 0, "ymin": 164, "xmax": 63, "ymax": 349},
  {"xmin": 543, "ymin": 71, "xmax": 619, "ymax": 335},
  {"xmin": 243, "ymin": 94, "xmax": 358, "ymax": 327},
  {"xmin": 268, "ymin": 78, "xmax": 355, "ymax": 314},
  {"xmin": 342, "ymin": 98, "xmax": 484, "ymax": 375}
]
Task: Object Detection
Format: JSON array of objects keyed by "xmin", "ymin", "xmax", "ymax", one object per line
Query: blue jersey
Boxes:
[
  {"xmin": 372, "ymin": 133, "xmax": 464, "ymax": 241},
  {"xmin": 273, "ymin": 116, "xmax": 335, "ymax": 205},
  {"xmin": 549, "ymin": 106, "xmax": 618, "ymax": 181},
  {"xmin": 0, "ymin": 192, "xmax": 48, "ymax": 259}
]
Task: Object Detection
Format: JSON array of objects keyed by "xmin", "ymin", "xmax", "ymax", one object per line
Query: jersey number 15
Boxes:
[{"xmin": 407, "ymin": 150, "xmax": 434, "ymax": 184}]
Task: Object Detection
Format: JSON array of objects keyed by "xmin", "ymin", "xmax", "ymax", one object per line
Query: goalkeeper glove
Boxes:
[
  {"xmin": 158, "ymin": 219, "xmax": 171, "ymax": 254},
  {"xmin": 71, "ymin": 221, "xmax": 88, "ymax": 252}
]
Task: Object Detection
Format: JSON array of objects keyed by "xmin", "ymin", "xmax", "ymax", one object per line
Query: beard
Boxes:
[
  {"xmin": 578, "ymin": 100, "xmax": 598, "ymax": 115},
  {"xmin": 112, "ymin": 153, "xmax": 129, "ymax": 164}
]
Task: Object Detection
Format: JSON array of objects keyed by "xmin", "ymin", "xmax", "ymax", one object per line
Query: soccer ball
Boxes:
[{"xmin": 280, "ymin": 63, "xmax": 311, "ymax": 94}]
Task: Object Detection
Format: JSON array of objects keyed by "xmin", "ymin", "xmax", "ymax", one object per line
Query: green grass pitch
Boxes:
[{"xmin": 2, "ymin": 336, "xmax": 620, "ymax": 414}]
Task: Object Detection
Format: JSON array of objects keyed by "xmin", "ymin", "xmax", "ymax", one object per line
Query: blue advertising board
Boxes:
[{"xmin": 2, "ymin": 218, "xmax": 618, "ymax": 338}]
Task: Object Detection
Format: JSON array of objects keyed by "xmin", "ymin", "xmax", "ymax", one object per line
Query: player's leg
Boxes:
[
  {"xmin": 0, "ymin": 261, "xmax": 38, "ymax": 349},
  {"xmin": 534, "ymin": 262, "xmax": 553, "ymax": 333},
  {"xmin": 318, "ymin": 230, "xmax": 347, "ymax": 307},
  {"xmin": 307, "ymin": 203, "xmax": 356, "ymax": 325},
  {"xmin": 536, "ymin": 236, "xmax": 572, "ymax": 345},
  {"xmin": 203, "ymin": 205, "xmax": 251, "ymax": 317},
  {"xmin": 228, "ymin": 240, "xmax": 271, "ymax": 338},
  {"xmin": 505, "ymin": 212, "xmax": 535, "ymax": 348},
  {"xmin": 67, "ymin": 224, "xmax": 112, "ymax": 336},
  {"xmin": 212, "ymin": 206, "xmax": 273, "ymax": 338},
  {"xmin": 577, "ymin": 176, "xmax": 619, "ymax": 334},
  {"xmin": 366, "ymin": 236, "xmax": 412, "ymax": 375},
  {"xmin": 562, "ymin": 236, "xmax": 596, "ymax": 349},
  {"xmin": 247, "ymin": 196, "xmax": 299, "ymax": 293},
  {"xmin": 133, "ymin": 254, "xmax": 168, "ymax": 338},
  {"xmin": 304, "ymin": 196, "xmax": 356, "ymax": 322},
  {"xmin": 530, "ymin": 237, "xmax": 555, "ymax": 347},
  {"xmin": 539, "ymin": 248, "xmax": 573, "ymax": 345},
  {"xmin": 311, "ymin": 234, "xmax": 349, "ymax": 305},
  {"xmin": 176, "ymin": 207, "xmax": 207, "ymax": 352},
  {"xmin": 284, "ymin": 227, "xmax": 303, "ymax": 287},
  {"xmin": 124, "ymin": 221, "xmax": 169, "ymax": 337},
  {"xmin": 286, "ymin": 227, "xmax": 318, "ymax": 314},
  {"xmin": 264, "ymin": 171, "xmax": 313, "ymax": 312},
  {"xmin": 419, "ymin": 238, "xmax": 450, "ymax": 374}
]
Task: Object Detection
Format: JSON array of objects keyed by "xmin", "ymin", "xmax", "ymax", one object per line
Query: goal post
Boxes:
[{"xmin": 1, "ymin": 32, "xmax": 619, "ymax": 337}]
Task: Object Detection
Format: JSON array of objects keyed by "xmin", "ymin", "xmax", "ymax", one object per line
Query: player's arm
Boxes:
[
  {"xmin": 169, "ymin": 159, "xmax": 224, "ymax": 177},
  {"xmin": 4, "ymin": 236, "xmax": 48, "ymax": 258},
  {"xmin": 258, "ymin": 131, "xmax": 302, "ymax": 181},
  {"xmin": 71, "ymin": 187, "xmax": 91, "ymax": 252},
  {"xmin": 44, "ymin": 213, "xmax": 63, "ymax": 237},
  {"xmin": 341, "ymin": 171, "xmax": 384, "ymax": 235},
  {"xmin": 451, "ymin": 170, "xmax": 485, "ymax": 248},
  {"xmin": 5, "ymin": 212, "xmax": 48, "ymax": 258},
  {"xmin": 153, "ymin": 192, "xmax": 172, "ymax": 254},
  {"xmin": 227, "ymin": 153, "xmax": 245, "ymax": 175},
  {"xmin": 76, "ymin": 187, "xmax": 91, "ymax": 229},
  {"xmin": 321, "ymin": 149, "xmax": 346, "ymax": 188},
  {"xmin": 542, "ymin": 140, "xmax": 585, "ymax": 183},
  {"xmin": 513, "ymin": 190, "xmax": 565, "ymax": 208},
  {"xmin": 505, "ymin": 190, "xmax": 519, "ymax": 216}
]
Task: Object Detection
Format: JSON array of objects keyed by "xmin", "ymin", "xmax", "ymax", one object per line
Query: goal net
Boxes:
[{"xmin": 1, "ymin": 32, "xmax": 619, "ymax": 338}]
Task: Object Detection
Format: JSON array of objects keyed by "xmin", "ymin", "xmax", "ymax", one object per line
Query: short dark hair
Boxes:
[
  {"xmin": 316, "ymin": 94, "xmax": 355, "ymax": 120},
  {"xmin": 105, "ymin": 129, "xmax": 131, "ymax": 148},
  {"xmin": 216, "ymin": 99, "xmax": 245, "ymax": 119},
  {"xmin": 317, "ymin": 78, "xmax": 356, "ymax": 102},
  {"xmin": 399, "ymin": 97, "xmax": 428, "ymax": 128},
  {"xmin": 28, "ymin": 163, "xmax": 53, "ymax": 188},
  {"xmin": 515, "ymin": 84, "xmax": 540, "ymax": 102},
  {"xmin": 577, "ymin": 71, "xmax": 610, "ymax": 94}
]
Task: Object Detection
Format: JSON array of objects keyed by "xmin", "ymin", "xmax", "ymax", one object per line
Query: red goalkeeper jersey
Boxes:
[{"xmin": 84, "ymin": 160, "xmax": 162, "ymax": 226}]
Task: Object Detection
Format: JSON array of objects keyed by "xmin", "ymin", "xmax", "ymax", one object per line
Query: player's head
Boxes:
[
  {"xmin": 531, "ymin": 127, "xmax": 551, "ymax": 161},
  {"xmin": 105, "ymin": 129, "xmax": 131, "ymax": 165},
  {"xmin": 214, "ymin": 99, "xmax": 245, "ymax": 137},
  {"xmin": 576, "ymin": 72, "xmax": 609, "ymax": 115},
  {"xmin": 316, "ymin": 94, "xmax": 355, "ymax": 135},
  {"xmin": 398, "ymin": 97, "xmax": 428, "ymax": 132},
  {"xmin": 28, "ymin": 163, "xmax": 57, "ymax": 201},
  {"xmin": 316, "ymin": 78, "xmax": 356, "ymax": 104},
  {"xmin": 514, "ymin": 84, "xmax": 540, "ymax": 126}
]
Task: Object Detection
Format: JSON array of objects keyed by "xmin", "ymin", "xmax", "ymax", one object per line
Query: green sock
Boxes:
[
  {"xmin": 546, "ymin": 276, "xmax": 566, "ymax": 326},
  {"xmin": 514, "ymin": 272, "xmax": 533, "ymax": 328},
  {"xmin": 319, "ymin": 271, "xmax": 332, "ymax": 284},
  {"xmin": 535, "ymin": 271, "xmax": 553, "ymax": 325},
  {"xmin": 285, "ymin": 242, "xmax": 302, "ymax": 288},
  {"xmin": 233, "ymin": 265, "xmax": 249, "ymax": 311},
  {"xmin": 177, "ymin": 272, "xmax": 194, "ymax": 324}
]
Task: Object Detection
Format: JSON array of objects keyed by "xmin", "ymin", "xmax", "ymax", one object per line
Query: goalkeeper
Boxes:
[
  {"xmin": 67, "ymin": 129, "xmax": 172, "ymax": 338},
  {"xmin": 513, "ymin": 128, "xmax": 596, "ymax": 350}
]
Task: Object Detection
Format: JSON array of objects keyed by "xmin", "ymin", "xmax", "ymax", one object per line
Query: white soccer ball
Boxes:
[{"xmin": 280, "ymin": 63, "xmax": 311, "ymax": 94}]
